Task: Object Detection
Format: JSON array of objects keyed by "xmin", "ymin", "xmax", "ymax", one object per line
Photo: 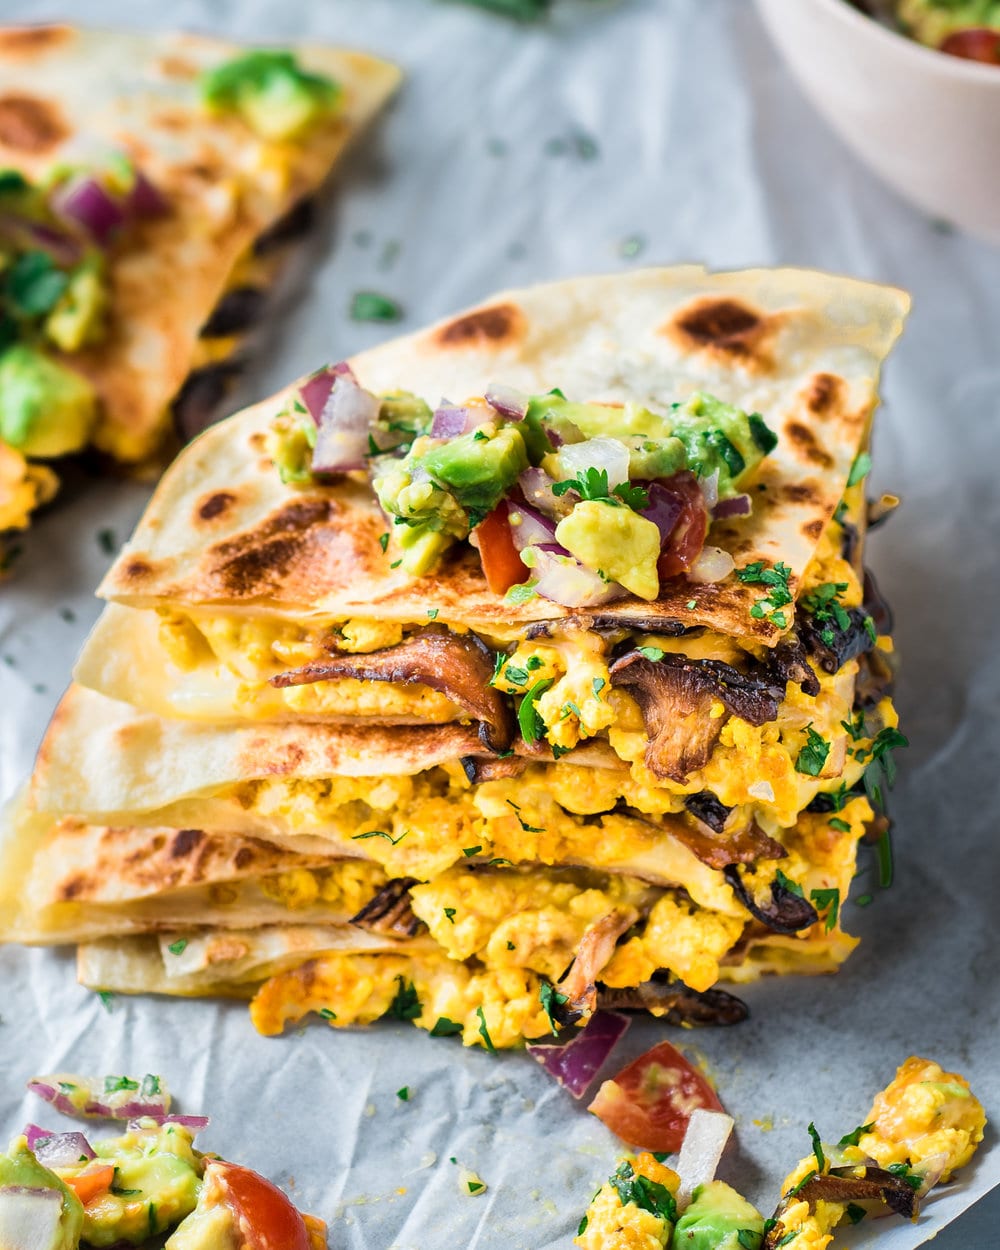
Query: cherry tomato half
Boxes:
[
  {"xmin": 655, "ymin": 472, "xmax": 709, "ymax": 582},
  {"xmin": 588, "ymin": 1039, "xmax": 724, "ymax": 1153},
  {"xmin": 211, "ymin": 1161, "xmax": 313, "ymax": 1250},
  {"xmin": 940, "ymin": 28, "xmax": 1000, "ymax": 64},
  {"xmin": 475, "ymin": 501, "xmax": 529, "ymax": 595}
]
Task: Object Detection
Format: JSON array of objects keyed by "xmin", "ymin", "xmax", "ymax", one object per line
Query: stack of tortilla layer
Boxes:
[{"xmin": 0, "ymin": 267, "xmax": 909, "ymax": 1049}]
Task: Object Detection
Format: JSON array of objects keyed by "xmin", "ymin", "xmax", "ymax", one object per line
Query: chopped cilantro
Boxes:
[
  {"xmin": 855, "ymin": 892, "xmax": 873, "ymax": 907},
  {"xmin": 462, "ymin": 845, "xmax": 482, "ymax": 858},
  {"xmin": 810, "ymin": 887, "xmax": 840, "ymax": 932},
  {"xmin": 148, "ymin": 1203, "xmax": 158, "ymax": 1235},
  {"xmin": 637, "ymin": 645, "xmax": 665, "ymax": 662},
  {"xmin": 504, "ymin": 665, "xmax": 529, "ymax": 686},
  {"xmin": 319, "ymin": 1008, "xmax": 337, "ymax": 1020},
  {"xmin": 539, "ymin": 981, "xmax": 568, "ymax": 1036},
  {"xmin": 396, "ymin": 1086, "xmax": 410, "ymax": 1101},
  {"xmin": 847, "ymin": 450, "xmax": 872, "ymax": 488},
  {"xmin": 740, "ymin": 560, "xmax": 793, "ymax": 627},
  {"xmin": 737, "ymin": 1232, "xmax": 762, "ymax": 1250},
  {"xmin": 467, "ymin": 1179, "xmax": 485, "ymax": 1193},
  {"xmin": 774, "ymin": 868, "xmax": 804, "ymax": 898},
  {"xmin": 350, "ymin": 290, "xmax": 402, "ymax": 323},
  {"xmin": 387, "ymin": 976, "xmax": 421, "ymax": 1021},
  {"xmin": 526, "ymin": 655, "xmax": 543, "ymax": 670},
  {"xmin": 560, "ymin": 699, "xmax": 582, "ymax": 721},
  {"xmin": 776, "ymin": 1234, "xmax": 799, "ymax": 1248},
  {"xmin": 167, "ymin": 938, "xmax": 188, "ymax": 956},
  {"xmin": 838, "ymin": 1121, "xmax": 875, "ymax": 1148},
  {"xmin": 390, "ymin": 558, "xmax": 402, "ymax": 569},
  {"xmin": 592, "ymin": 676, "xmax": 606, "ymax": 697},
  {"xmin": 862, "ymin": 726, "xmax": 909, "ymax": 816},
  {"xmin": 686, "ymin": 599, "xmax": 697, "ymax": 610},
  {"xmin": 430, "ymin": 1017, "xmax": 463, "ymax": 1037},
  {"xmin": 97, "ymin": 991, "xmax": 114, "ymax": 1012},
  {"xmin": 352, "ymin": 829, "xmax": 407, "ymax": 845},
  {"xmin": 518, "ymin": 677, "xmax": 553, "ymax": 744},
  {"xmin": 577, "ymin": 1215, "xmax": 589, "ymax": 1236},
  {"xmin": 507, "ymin": 799, "xmax": 544, "ymax": 833},
  {"xmin": 111, "ymin": 1186, "xmax": 142, "ymax": 1197},
  {"xmin": 97, "ymin": 528, "xmax": 117, "ymax": 556},
  {"xmin": 796, "ymin": 725, "xmax": 830, "ymax": 776},
  {"xmin": 552, "ymin": 466, "xmax": 648, "ymax": 511},
  {"xmin": 785, "ymin": 1168, "xmax": 817, "ymax": 1198},
  {"xmin": 887, "ymin": 1162, "xmax": 923, "ymax": 1192},
  {"xmin": 802, "ymin": 582, "xmax": 850, "ymax": 637},
  {"xmin": 476, "ymin": 1005, "xmax": 496, "ymax": 1053},
  {"xmin": 443, "ymin": 907, "xmax": 456, "ymax": 924},
  {"xmin": 609, "ymin": 1160, "xmax": 677, "ymax": 1223},
  {"xmin": 828, "ymin": 817, "xmax": 851, "ymax": 833},
  {"xmin": 506, "ymin": 940, "xmax": 516, "ymax": 950},
  {"xmin": 140, "ymin": 1074, "xmax": 161, "ymax": 1096},
  {"xmin": 846, "ymin": 1203, "xmax": 866, "ymax": 1225},
  {"xmin": 873, "ymin": 829, "xmax": 894, "ymax": 889},
  {"xmin": 6, "ymin": 251, "xmax": 68, "ymax": 317},
  {"xmin": 427, "ymin": 608, "xmax": 439, "ymax": 620},
  {"xmin": 489, "ymin": 857, "xmax": 515, "ymax": 867},
  {"xmin": 834, "ymin": 499, "xmax": 849, "ymax": 524},
  {"xmin": 105, "ymin": 1075, "xmax": 139, "ymax": 1093},
  {"xmin": 807, "ymin": 1122, "xmax": 826, "ymax": 1172},
  {"xmin": 748, "ymin": 412, "xmax": 779, "ymax": 455},
  {"xmin": 619, "ymin": 234, "xmax": 645, "ymax": 259}
]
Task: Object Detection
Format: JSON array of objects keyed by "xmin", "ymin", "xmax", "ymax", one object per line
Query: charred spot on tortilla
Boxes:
[
  {"xmin": 196, "ymin": 491, "xmax": 237, "ymax": 522},
  {"xmin": 0, "ymin": 25, "xmax": 74, "ymax": 56},
  {"xmin": 171, "ymin": 828, "xmax": 205, "ymax": 859},
  {"xmin": 208, "ymin": 497, "xmax": 340, "ymax": 596},
  {"xmin": 802, "ymin": 517, "xmax": 825, "ymax": 541},
  {"xmin": 434, "ymin": 302, "xmax": 526, "ymax": 349},
  {"xmin": 121, "ymin": 557, "xmax": 155, "ymax": 584},
  {"xmin": 58, "ymin": 874, "xmax": 87, "ymax": 902},
  {"xmin": 667, "ymin": 296, "xmax": 775, "ymax": 369},
  {"xmin": 804, "ymin": 372, "xmax": 844, "ymax": 415},
  {"xmin": 233, "ymin": 846, "xmax": 255, "ymax": 870},
  {"xmin": 0, "ymin": 92, "xmax": 67, "ymax": 153},
  {"xmin": 781, "ymin": 479, "xmax": 824, "ymax": 506},
  {"xmin": 784, "ymin": 421, "xmax": 834, "ymax": 469}
]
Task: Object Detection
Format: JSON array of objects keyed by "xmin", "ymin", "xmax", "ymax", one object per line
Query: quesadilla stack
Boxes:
[
  {"xmin": 0, "ymin": 24, "xmax": 399, "ymax": 545},
  {"xmin": 0, "ymin": 267, "xmax": 910, "ymax": 1049}
]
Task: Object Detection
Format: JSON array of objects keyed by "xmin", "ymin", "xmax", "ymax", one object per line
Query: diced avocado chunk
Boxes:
[
  {"xmin": 669, "ymin": 393, "xmax": 776, "ymax": 497},
  {"xmin": 0, "ymin": 1136, "xmax": 84, "ymax": 1249},
  {"xmin": 0, "ymin": 344, "xmax": 98, "ymax": 458},
  {"xmin": 555, "ymin": 499, "xmax": 661, "ymax": 600},
  {"xmin": 372, "ymin": 392, "xmax": 433, "ymax": 453},
  {"xmin": 201, "ymin": 50, "xmax": 341, "ymax": 142},
  {"xmin": 373, "ymin": 465, "xmax": 470, "ymax": 576},
  {"xmin": 266, "ymin": 411, "xmax": 316, "ymax": 484},
  {"xmin": 672, "ymin": 1180, "xmax": 765, "ymax": 1250},
  {"xmin": 44, "ymin": 256, "xmax": 109, "ymax": 352},
  {"xmin": 164, "ymin": 1202, "xmax": 236, "ymax": 1249},
  {"xmin": 81, "ymin": 1124, "xmax": 202, "ymax": 1246},
  {"xmin": 420, "ymin": 424, "xmax": 529, "ymax": 520}
]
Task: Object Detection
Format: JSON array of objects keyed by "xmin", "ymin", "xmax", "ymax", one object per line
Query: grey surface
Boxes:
[{"xmin": 0, "ymin": 0, "xmax": 998, "ymax": 1246}]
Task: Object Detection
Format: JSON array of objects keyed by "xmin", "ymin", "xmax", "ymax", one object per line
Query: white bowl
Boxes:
[{"xmin": 754, "ymin": 0, "xmax": 1000, "ymax": 242}]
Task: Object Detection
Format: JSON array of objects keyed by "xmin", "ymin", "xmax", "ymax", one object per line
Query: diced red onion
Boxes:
[
  {"xmin": 506, "ymin": 502, "xmax": 557, "ymax": 551},
  {"xmin": 299, "ymin": 362, "xmax": 356, "ymax": 424},
  {"xmin": 527, "ymin": 1011, "xmax": 630, "ymax": 1099},
  {"xmin": 0, "ymin": 1186, "xmax": 63, "ymax": 1241},
  {"xmin": 26, "ymin": 1129, "xmax": 96, "ymax": 1168},
  {"xmin": 517, "ymin": 467, "xmax": 565, "ymax": 517},
  {"xmin": 28, "ymin": 1075, "xmax": 170, "ymax": 1121},
  {"xmin": 713, "ymin": 493, "xmax": 752, "ymax": 519},
  {"xmin": 430, "ymin": 405, "xmax": 491, "ymax": 439},
  {"xmin": 127, "ymin": 1115, "xmax": 209, "ymax": 1132},
  {"xmin": 312, "ymin": 376, "xmax": 380, "ymax": 474},
  {"xmin": 675, "ymin": 1108, "xmax": 735, "ymax": 1209},
  {"xmin": 530, "ymin": 548, "xmax": 626, "ymax": 608},
  {"xmin": 484, "ymin": 382, "xmax": 528, "ymax": 420},
  {"xmin": 557, "ymin": 438, "xmax": 630, "ymax": 491},
  {"xmin": 51, "ymin": 176, "xmax": 125, "ymax": 246},
  {"xmin": 687, "ymin": 545, "xmax": 735, "ymax": 584},
  {"xmin": 641, "ymin": 481, "xmax": 685, "ymax": 543},
  {"xmin": 699, "ymin": 469, "xmax": 720, "ymax": 513},
  {"xmin": 125, "ymin": 170, "xmax": 168, "ymax": 219}
]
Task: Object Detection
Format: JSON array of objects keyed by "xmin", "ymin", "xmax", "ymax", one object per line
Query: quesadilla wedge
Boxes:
[{"xmin": 0, "ymin": 24, "xmax": 399, "ymax": 540}]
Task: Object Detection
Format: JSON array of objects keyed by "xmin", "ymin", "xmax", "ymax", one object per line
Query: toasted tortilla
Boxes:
[
  {"xmin": 0, "ymin": 24, "xmax": 400, "ymax": 463},
  {"xmin": 95, "ymin": 265, "xmax": 907, "ymax": 641}
]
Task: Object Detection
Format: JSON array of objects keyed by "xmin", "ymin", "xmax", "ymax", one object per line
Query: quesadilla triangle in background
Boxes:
[
  {"xmin": 6, "ymin": 265, "xmax": 911, "ymax": 1048},
  {"xmin": 0, "ymin": 24, "xmax": 399, "ymax": 538}
]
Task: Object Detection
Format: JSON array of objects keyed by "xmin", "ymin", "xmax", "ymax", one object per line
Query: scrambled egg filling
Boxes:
[
  {"xmin": 576, "ymin": 1154, "xmax": 679, "ymax": 1250},
  {"xmin": 775, "ymin": 1058, "xmax": 986, "ymax": 1250},
  {"xmin": 0, "ymin": 443, "xmax": 59, "ymax": 535}
]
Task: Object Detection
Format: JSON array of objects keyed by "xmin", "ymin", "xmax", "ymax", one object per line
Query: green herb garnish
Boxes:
[
  {"xmin": 796, "ymin": 725, "xmax": 830, "ymax": 777},
  {"xmin": 476, "ymin": 1005, "xmax": 496, "ymax": 1053}
]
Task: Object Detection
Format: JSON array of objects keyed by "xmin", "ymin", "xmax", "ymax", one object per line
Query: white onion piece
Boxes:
[
  {"xmin": 485, "ymin": 382, "xmax": 529, "ymax": 419},
  {"xmin": 687, "ymin": 545, "xmax": 735, "ymax": 584},
  {"xmin": 699, "ymin": 469, "xmax": 720, "ymax": 513},
  {"xmin": 518, "ymin": 467, "xmax": 568, "ymax": 518},
  {"xmin": 674, "ymin": 1108, "xmax": 735, "ymax": 1211},
  {"xmin": 507, "ymin": 503, "xmax": 557, "ymax": 551},
  {"xmin": 0, "ymin": 1186, "xmax": 63, "ymax": 1246},
  {"xmin": 312, "ymin": 378, "xmax": 380, "ymax": 474},
  {"xmin": 529, "ymin": 548, "xmax": 625, "ymax": 609},
  {"xmin": 556, "ymin": 438, "xmax": 631, "ymax": 491}
]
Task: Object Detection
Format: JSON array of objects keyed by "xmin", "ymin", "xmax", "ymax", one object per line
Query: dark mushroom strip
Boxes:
[
  {"xmin": 270, "ymin": 631, "xmax": 514, "ymax": 753},
  {"xmin": 768, "ymin": 635, "xmax": 821, "ymax": 697},
  {"xmin": 350, "ymin": 878, "xmax": 425, "ymax": 938},
  {"xmin": 684, "ymin": 791, "xmax": 733, "ymax": 834},
  {"xmin": 723, "ymin": 864, "xmax": 819, "ymax": 934},
  {"xmin": 799, "ymin": 607, "xmax": 876, "ymax": 675},
  {"xmin": 806, "ymin": 784, "xmax": 864, "ymax": 814},
  {"xmin": 460, "ymin": 753, "xmax": 527, "ymax": 784},
  {"xmin": 199, "ymin": 286, "xmax": 268, "ymax": 338},
  {"xmin": 863, "ymin": 567, "xmax": 893, "ymax": 636},
  {"xmin": 609, "ymin": 652, "xmax": 784, "ymax": 783},
  {"xmin": 763, "ymin": 1167, "xmax": 917, "ymax": 1247},
  {"xmin": 556, "ymin": 909, "xmax": 639, "ymax": 1020},
  {"xmin": 672, "ymin": 818, "xmax": 787, "ymax": 872},
  {"xmin": 597, "ymin": 978, "xmax": 748, "ymax": 1026},
  {"xmin": 253, "ymin": 194, "xmax": 316, "ymax": 255},
  {"xmin": 171, "ymin": 360, "xmax": 242, "ymax": 443}
]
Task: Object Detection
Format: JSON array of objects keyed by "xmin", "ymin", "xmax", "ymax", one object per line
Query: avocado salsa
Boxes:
[
  {"xmin": 269, "ymin": 365, "xmax": 778, "ymax": 605},
  {"xmin": 895, "ymin": 0, "xmax": 1000, "ymax": 61}
]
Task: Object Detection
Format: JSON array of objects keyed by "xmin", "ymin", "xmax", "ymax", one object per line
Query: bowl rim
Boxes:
[{"xmin": 795, "ymin": 0, "xmax": 1000, "ymax": 85}]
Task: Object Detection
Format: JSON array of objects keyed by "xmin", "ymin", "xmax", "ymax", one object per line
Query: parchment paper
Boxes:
[{"xmin": 0, "ymin": 1, "xmax": 997, "ymax": 1246}]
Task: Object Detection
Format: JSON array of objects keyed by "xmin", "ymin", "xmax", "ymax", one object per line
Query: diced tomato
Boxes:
[
  {"xmin": 65, "ymin": 1164, "xmax": 115, "ymax": 1205},
  {"xmin": 211, "ymin": 1161, "xmax": 314, "ymax": 1250},
  {"xmin": 940, "ymin": 29, "xmax": 1000, "ymax": 64},
  {"xmin": 475, "ymin": 501, "xmax": 529, "ymax": 595},
  {"xmin": 656, "ymin": 472, "xmax": 709, "ymax": 581},
  {"xmin": 587, "ymin": 1040, "xmax": 724, "ymax": 1153}
]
